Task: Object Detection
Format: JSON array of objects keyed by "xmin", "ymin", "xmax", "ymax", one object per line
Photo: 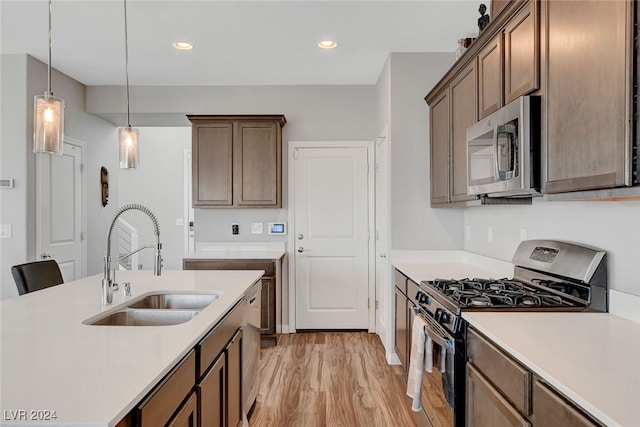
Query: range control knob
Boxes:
[
  {"xmin": 416, "ymin": 291, "xmax": 429, "ymax": 304},
  {"xmin": 440, "ymin": 311, "xmax": 450, "ymax": 324}
]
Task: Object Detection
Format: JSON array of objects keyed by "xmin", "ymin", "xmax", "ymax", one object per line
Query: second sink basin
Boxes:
[
  {"xmin": 87, "ymin": 309, "xmax": 200, "ymax": 326},
  {"xmin": 126, "ymin": 292, "xmax": 221, "ymax": 310}
]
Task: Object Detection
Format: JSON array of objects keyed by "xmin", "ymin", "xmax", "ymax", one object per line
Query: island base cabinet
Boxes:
[
  {"xmin": 168, "ymin": 392, "xmax": 198, "ymax": 427},
  {"xmin": 466, "ymin": 364, "xmax": 531, "ymax": 427},
  {"xmin": 198, "ymin": 354, "xmax": 226, "ymax": 427},
  {"xmin": 532, "ymin": 380, "xmax": 599, "ymax": 427},
  {"xmin": 137, "ymin": 350, "xmax": 197, "ymax": 427},
  {"xmin": 226, "ymin": 330, "xmax": 243, "ymax": 427}
]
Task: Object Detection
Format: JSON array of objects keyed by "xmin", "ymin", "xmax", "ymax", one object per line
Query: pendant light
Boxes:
[
  {"xmin": 33, "ymin": 0, "xmax": 64, "ymax": 154},
  {"xmin": 118, "ymin": 0, "xmax": 139, "ymax": 169}
]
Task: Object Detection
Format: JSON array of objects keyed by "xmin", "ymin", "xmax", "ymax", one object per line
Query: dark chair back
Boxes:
[{"xmin": 11, "ymin": 260, "xmax": 64, "ymax": 295}]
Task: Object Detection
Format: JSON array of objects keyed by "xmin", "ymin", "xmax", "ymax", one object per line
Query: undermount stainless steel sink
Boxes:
[
  {"xmin": 85, "ymin": 309, "xmax": 200, "ymax": 326},
  {"xmin": 83, "ymin": 291, "xmax": 223, "ymax": 326},
  {"xmin": 126, "ymin": 292, "xmax": 221, "ymax": 310}
]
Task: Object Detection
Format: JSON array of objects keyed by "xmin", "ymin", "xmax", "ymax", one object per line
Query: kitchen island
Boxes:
[{"xmin": 0, "ymin": 269, "xmax": 263, "ymax": 426}]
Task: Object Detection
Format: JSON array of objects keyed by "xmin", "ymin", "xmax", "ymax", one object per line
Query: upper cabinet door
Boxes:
[
  {"xmin": 233, "ymin": 122, "xmax": 281, "ymax": 207},
  {"xmin": 478, "ymin": 34, "xmax": 504, "ymax": 119},
  {"xmin": 188, "ymin": 115, "xmax": 286, "ymax": 208},
  {"xmin": 429, "ymin": 89, "xmax": 451, "ymax": 206},
  {"xmin": 192, "ymin": 123, "xmax": 234, "ymax": 207},
  {"xmin": 544, "ymin": 0, "xmax": 632, "ymax": 193},
  {"xmin": 450, "ymin": 60, "xmax": 479, "ymax": 203},
  {"xmin": 504, "ymin": 0, "xmax": 539, "ymax": 103}
]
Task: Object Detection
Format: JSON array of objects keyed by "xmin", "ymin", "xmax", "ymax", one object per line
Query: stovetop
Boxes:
[{"xmin": 422, "ymin": 278, "xmax": 589, "ymax": 310}]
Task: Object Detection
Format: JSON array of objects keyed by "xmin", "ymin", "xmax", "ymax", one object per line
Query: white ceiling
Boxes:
[{"xmin": 1, "ymin": 0, "xmax": 481, "ymax": 86}]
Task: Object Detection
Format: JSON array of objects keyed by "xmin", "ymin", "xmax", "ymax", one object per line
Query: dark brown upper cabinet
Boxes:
[{"xmin": 188, "ymin": 115, "xmax": 286, "ymax": 208}]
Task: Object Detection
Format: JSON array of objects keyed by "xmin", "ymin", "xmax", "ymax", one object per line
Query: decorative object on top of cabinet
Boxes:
[
  {"xmin": 542, "ymin": 0, "xmax": 635, "ymax": 196},
  {"xmin": 478, "ymin": 4, "xmax": 491, "ymax": 32},
  {"xmin": 187, "ymin": 115, "xmax": 286, "ymax": 208}
]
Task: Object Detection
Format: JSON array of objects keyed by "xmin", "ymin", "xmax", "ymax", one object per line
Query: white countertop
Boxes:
[
  {"xmin": 185, "ymin": 241, "xmax": 286, "ymax": 260},
  {"xmin": 0, "ymin": 269, "xmax": 263, "ymax": 426},
  {"xmin": 391, "ymin": 250, "xmax": 514, "ymax": 283},
  {"xmin": 390, "ymin": 250, "xmax": 639, "ymax": 426},
  {"xmin": 463, "ymin": 312, "xmax": 640, "ymax": 427}
]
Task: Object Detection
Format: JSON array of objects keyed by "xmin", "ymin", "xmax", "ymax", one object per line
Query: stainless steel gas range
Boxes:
[{"xmin": 409, "ymin": 240, "xmax": 608, "ymax": 427}]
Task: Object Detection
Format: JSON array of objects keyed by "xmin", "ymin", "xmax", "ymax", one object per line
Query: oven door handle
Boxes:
[{"xmin": 419, "ymin": 312, "xmax": 456, "ymax": 352}]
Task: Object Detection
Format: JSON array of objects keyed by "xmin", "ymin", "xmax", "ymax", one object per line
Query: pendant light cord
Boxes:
[
  {"xmin": 47, "ymin": 0, "xmax": 52, "ymax": 94},
  {"xmin": 124, "ymin": 0, "xmax": 131, "ymax": 128}
]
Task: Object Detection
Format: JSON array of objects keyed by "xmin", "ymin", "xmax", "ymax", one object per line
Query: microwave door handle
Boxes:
[{"xmin": 495, "ymin": 124, "xmax": 517, "ymax": 179}]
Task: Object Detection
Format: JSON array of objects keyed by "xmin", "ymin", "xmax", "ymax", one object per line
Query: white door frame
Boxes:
[
  {"xmin": 287, "ymin": 140, "xmax": 376, "ymax": 333},
  {"xmin": 183, "ymin": 149, "xmax": 195, "ymax": 255},
  {"xmin": 36, "ymin": 136, "xmax": 87, "ymax": 278}
]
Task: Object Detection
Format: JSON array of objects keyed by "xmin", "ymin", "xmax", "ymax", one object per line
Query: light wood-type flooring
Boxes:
[{"xmin": 249, "ymin": 332, "xmax": 419, "ymax": 427}]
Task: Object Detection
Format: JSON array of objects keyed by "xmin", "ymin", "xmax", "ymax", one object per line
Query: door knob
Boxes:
[
  {"xmin": 297, "ymin": 247, "xmax": 305, "ymax": 253},
  {"xmin": 41, "ymin": 252, "xmax": 53, "ymax": 259},
  {"xmin": 297, "ymin": 233, "xmax": 304, "ymax": 240}
]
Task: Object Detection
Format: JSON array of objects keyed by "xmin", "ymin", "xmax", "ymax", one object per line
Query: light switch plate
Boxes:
[
  {"xmin": 0, "ymin": 224, "xmax": 12, "ymax": 239},
  {"xmin": 251, "ymin": 222, "xmax": 263, "ymax": 234}
]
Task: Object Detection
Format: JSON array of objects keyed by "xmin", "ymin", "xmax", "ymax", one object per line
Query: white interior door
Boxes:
[
  {"xmin": 37, "ymin": 138, "xmax": 85, "ymax": 282},
  {"xmin": 292, "ymin": 143, "xmax": 372, "ymax": 330}
]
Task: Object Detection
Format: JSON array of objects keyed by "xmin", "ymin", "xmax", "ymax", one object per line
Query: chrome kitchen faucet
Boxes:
[{"xmin": 102, "ymin": 204, "xmax": 162, "ymax": 305}]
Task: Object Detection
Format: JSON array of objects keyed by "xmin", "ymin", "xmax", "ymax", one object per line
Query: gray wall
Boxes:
[
  {"xmin": 388, "ymin": 53, "xmax": 464, "ymax": 250},
  {"xmin": 465, "ymin": 200, "xmax": 640, "ymax": 295},
  {"xmin": 0, "ymin": 54, "xmax": 117, "ymax": 299},
  {"xmin": 117, "ymin": 127, "xmax": 191, "ymax": 270},
  {"xmin": 99, "ymin": 85, "xmax": 377, "ymax": 270}
]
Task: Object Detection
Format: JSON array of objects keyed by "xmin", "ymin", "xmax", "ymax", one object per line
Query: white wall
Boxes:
[
  {"xmin": 0, "ymin": 54, "xmax": 117, "ymax": 299},
  {"xmin": 388, "ymin": 53, "xmax": 464, "ymax": 250},
  {"xmin": 465, "ymin": 199, "xmax": 640, "ymax": 296},
  {"xmin": 117, "ymin": 127, "xmax": 191, "ymax": 270}
]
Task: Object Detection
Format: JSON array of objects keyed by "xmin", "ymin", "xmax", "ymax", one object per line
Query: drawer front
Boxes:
[
  {"xmin": 394, "ymin": 269, "xmax": 408, "ymax": 295},
  {"xmin": 533, "ymin": 379, "xmax": 601, "ymax": 427},
  {"xmin": 198, "ymin": 300, "xmax": 244, "ymax": 377},
  {"xmin": 138, "ymin": 350, "xmax": 196, "ymax": 427},
  {"xmin": 467, "ymin": 328, "xmax": 531, "ymax": 414},
  {"xmin": 183, "ymin": 259, "xmax": 275, "ymax": 276},
  {"xmin": 406, "ymin": 278, "xmax": 420, "ymax": 305}
]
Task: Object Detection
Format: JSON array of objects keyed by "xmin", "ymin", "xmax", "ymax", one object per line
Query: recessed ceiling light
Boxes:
[
  {"xmin": 318, "ymin": 40, "xmax": 338, "ymax": 49},
  {"xmin": 173, "ymin": 41, "xmax": 193, "ymax": 50}
]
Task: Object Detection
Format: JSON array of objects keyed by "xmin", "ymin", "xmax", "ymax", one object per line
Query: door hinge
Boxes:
[
  {"xmin": 375, "ymin": 163, "xmax": 380, "ymax": 174},
  {"xmin": 368, "ymin": 298, "xmax": 370, "ymax": 309},
  {"xmin": 80, "ymin": 163, "xmax": 84, "ymax": 173},
  {"xmin": 293, "ymin": 148, "xmax": 299, "ymax": 159},
  {"xmin": 80, "ymin": 231, "xmax": 84, "ymax": 241},
  {"xmin": 375, "ymin": 300, "xmax": 379, "ymax": 309}
]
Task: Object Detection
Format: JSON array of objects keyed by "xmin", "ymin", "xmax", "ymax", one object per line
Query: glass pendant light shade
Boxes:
[
  {"xmin": 34, "ymin": 92, "xmax": 65, "ymax": 154},
  {"xmin": 118, "ymin": 126, "xmax": 139, "ymax": 169}
]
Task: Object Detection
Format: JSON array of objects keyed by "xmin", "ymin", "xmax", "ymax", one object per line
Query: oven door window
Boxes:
[{"xmin": 468, "ymin": 128, "xmax": 497, "ymax": 187}]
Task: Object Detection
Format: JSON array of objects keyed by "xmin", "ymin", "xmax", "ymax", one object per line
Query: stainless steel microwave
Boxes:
[{"xmin": 466, "ymin": 96, "xmax": 540, "ymax": 198}]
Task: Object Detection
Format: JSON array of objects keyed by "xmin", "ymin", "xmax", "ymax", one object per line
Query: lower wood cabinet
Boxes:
[
  {"xmin": 467, "ymin": 327, "xmax": 602, "ymax": 427},
  {"xmin": 183, "ymin": 258, "xmax": 278, "ymax": 346},
  {"xmin": 198, "ymin": 354, "xmax": 225, "ymax": 427},
  {"xmin": 167, "ymin": 392, "xmax": 198, "ymax": 427},
  {"xmin": 117, "ymin": 301, "xmax": 245, "ymax": 427},
  {"xmin": 467, "ymin": 364, "xmax": 530, "ymax": 427}
]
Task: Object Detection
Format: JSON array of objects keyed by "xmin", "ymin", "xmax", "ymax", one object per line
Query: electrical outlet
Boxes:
[
  {"xmin": 251, "ymin": 222, "xmax": 263, "ymax": 234},
  {"xmin": 232, "ymin": 223, "xmax": 239, "ymax": 235},
  {"xmin": 520, "ymin": 229, "xmax": 527, "ymax": 241},
  {"xmin": 0, "ymin": 224, "xmax": 11, "ymax": 239},
  {"xmin": 487, "ymin": 226, "xmax": 493, "ymax": 243},
  {"xmin": 465, "ymin": 225, "xmax": 471, "ymax": 241},
  {"xmin": 175, "ymin": 218, "xmax": 184, "ymax": 226}
]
